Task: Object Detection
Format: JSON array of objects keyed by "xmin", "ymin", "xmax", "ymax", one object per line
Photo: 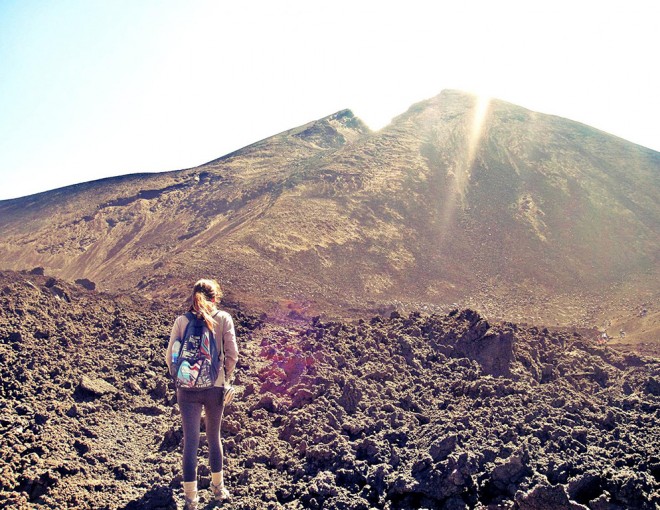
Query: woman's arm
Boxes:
[
  {"xmin": 222, "ymin": 315, "xmax": 239, "ymax": 380},
  {"xmin": 166, "ymin": 315, "xmax": 185, "ymax": 371}
]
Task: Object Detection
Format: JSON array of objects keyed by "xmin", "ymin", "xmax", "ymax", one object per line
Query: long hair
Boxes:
[{"xmin": 189, "ymin": 279, "xmax": 223, "ymax": 330}]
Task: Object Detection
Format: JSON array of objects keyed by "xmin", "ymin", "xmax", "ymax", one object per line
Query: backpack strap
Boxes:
[{"xmin": 180, "ymin": 311, "xmax": 199, "ymax": 346}]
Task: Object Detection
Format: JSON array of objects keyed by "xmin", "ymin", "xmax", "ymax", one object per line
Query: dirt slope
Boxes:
[{"xmin": 0, "ymin": 91, "xmax": 657, "ymax": 334}]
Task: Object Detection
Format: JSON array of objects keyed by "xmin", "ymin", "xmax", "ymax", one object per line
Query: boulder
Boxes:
[{"xmin": 77, "ymin": 376, "xmax": 117, "ymax": 397}]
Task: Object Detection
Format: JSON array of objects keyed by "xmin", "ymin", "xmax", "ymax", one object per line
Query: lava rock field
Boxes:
[{"xmin": 0, "ymin": 271, "xmax": 658, "ymax": 509}]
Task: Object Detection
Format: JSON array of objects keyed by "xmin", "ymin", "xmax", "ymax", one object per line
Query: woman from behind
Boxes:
[{"xmin": 165, "ymin": 279, "xmax": 238, "ymax": 509}]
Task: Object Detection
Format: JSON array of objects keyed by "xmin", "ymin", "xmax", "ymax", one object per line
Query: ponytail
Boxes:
[{"xmin": 189, "ymin": 279, "xmax": 223, "ymax": 330}]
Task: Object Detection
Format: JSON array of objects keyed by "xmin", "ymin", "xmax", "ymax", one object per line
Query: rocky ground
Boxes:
[{"xmin": 0, "ymin": 270, "xmax": 658, "ymax": 509}]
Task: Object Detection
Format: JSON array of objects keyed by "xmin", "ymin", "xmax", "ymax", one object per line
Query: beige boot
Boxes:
[
  {"xmin": 183, "ymin": 481, "xmax": 199, "ymax": 510},
  {"xmin": 211, "ymin": 482, "xmax": 230, "ymax": 501}
]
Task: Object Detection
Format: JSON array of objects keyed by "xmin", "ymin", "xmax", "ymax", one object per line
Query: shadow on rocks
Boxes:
[{"xmin": 121, "ymin": 486, "xmax": 176, "ymax": 510}]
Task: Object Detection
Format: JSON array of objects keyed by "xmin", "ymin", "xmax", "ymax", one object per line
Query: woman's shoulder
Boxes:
[
  {"xmin": 214, "ymin": 309, "xmax": 234, "ymax": 322},
  {"xmin": 174, "ymin": 312, "xmax": 193, "ymax": 325}
]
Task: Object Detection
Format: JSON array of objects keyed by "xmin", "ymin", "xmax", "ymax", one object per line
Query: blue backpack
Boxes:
[{"xmin": 170, "ymin": 311, "xmax": 222, "ymax": 389}]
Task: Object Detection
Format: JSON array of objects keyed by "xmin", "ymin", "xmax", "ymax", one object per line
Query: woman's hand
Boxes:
[{"xmin": 224, "ymin": 386, "xmax": 235, "ymax": 406}]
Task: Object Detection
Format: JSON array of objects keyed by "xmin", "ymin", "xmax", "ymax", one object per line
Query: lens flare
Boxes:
[
  {"xmin": 436, "ymin": 95, "xmax": 491, "ymax": 248},
  {"xmin": 461, "ymin": 94, "xmax": 491, "ymax": 203}
]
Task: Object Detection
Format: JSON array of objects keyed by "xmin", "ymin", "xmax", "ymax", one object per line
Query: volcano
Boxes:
[{"xmin": 0, "ymin": 90, "xmax": 658, "ymax": 342}]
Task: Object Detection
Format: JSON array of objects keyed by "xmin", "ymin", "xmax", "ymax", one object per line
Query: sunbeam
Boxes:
[
  {"xmin": 435, "ymin": 94, "xmax": 492, "ymax": 249},
  {"xmin": 460, "ymin": 94, "xmax": 491, "ymax": 204}
]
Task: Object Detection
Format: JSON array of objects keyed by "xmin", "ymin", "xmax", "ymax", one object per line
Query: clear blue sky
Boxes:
[{"xmin": 0, "ymin": 0, "xmax": 658, "ymax": 200}]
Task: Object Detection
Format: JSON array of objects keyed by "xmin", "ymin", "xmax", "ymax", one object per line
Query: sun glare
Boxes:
[
  {"xmin": 460, "ymin": 95, "xmax": 491, "ymax": 198},
  {"xmin": 468, "ymin": 95, "xmax": 491, "ymax": 170},
  {"xmin": 450, "ymin": 95, "xmax": 492, "ymax": 206},
  {"xmin": 435, "ymin": 94, "xmax": 492, "ymax": 250}
]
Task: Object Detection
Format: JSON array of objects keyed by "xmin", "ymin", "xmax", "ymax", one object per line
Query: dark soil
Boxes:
[{"xmin": 0, "ymin": 271, "xmax": 658, "ymax": 509}]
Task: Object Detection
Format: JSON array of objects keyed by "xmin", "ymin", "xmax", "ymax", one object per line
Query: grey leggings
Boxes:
[{"xmin": 177, "ymin": 387, "xmax": 225, "ymax": 482}]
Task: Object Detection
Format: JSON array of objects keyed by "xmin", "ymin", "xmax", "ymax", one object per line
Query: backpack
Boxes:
[{"xmin": 171, "ymin": 311, "xmax": 222, "ymax": 389}]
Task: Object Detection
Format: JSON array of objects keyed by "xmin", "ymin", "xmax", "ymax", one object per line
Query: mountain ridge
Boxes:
[{"xmin": 2, "ymin": 90, "xmax": 657, "ymax": 203}]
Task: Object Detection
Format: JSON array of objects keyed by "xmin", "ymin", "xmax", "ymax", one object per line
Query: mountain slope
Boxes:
[{"xmin": 0, "ymin": 91, "xmax": 658, "ymax": 328}]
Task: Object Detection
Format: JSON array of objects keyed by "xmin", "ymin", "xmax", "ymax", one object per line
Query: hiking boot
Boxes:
[
  {"xmin": 183, "ymin": 494, "xmax": 199, "ymax": 510},
  {"xmin": 211, "ymin": 482, "xmax": 230, "ymax": 501}
]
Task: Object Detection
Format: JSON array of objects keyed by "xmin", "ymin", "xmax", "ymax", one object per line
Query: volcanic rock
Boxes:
[
  {"xmin": 1, "ymin": 271, "xmax": 658, "ymax": 509},
  {"xmin": 74, "ymin": 278, "xmax": 96, "ymax": 291},
  {"xmin": 77, "ymin": 375, "xmax": 117, "ymax": 397}
]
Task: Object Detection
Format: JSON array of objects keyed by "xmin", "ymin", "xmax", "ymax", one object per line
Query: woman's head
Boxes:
[{"xmin": 190, "ymin": 279, "xmax": 223, "ymax": 330}]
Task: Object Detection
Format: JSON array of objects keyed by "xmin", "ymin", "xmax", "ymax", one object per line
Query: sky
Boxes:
[{"xmin": 0, "ymin": 0, "xmax": 658, "ymax": 200}]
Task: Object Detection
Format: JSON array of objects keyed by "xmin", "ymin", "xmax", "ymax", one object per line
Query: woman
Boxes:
[{"xmin": 166, "ymin": 279, "xmax": 239, "ymax": 510}]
